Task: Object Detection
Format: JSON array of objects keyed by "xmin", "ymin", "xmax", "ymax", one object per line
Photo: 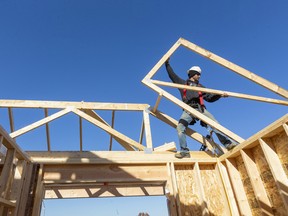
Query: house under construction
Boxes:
[{"xmin": 0, "ymin": 38, "xmax": 288, "ymax": 215}]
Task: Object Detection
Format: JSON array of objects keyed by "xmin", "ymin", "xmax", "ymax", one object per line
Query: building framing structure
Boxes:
[{"xmin": 0, "ymin": 38, "xmax": 287, "ymax": 215}]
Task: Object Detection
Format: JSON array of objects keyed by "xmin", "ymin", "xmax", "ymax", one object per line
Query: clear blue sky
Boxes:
[{"xmin": 0, "ymin": 1, "xmax": 288, "ymax": 215}]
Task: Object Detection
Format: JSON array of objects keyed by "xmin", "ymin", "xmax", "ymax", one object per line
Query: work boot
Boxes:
[
  {"xmin": 224, "ymin": 141, "xmax": 237, "ymax": 150},
  {"xmin": 175, "ymin": 151, "xmax": 190, "ymax": 159}
]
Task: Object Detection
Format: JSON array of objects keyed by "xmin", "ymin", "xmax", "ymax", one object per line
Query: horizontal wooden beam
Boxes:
[
  {"xmin": 44, "ymin": 184, "xmax": 165, "ymax": 199},
  {"xmin": 151, "ymin": 80, "xmax": 288, "ymax": 106},
  {"xmin": 0, "ymin": 100, "xmax": 149, "ymax": 110},
  {"xmin": 27, "ymin": 151, "xmax": 217, "ymax": 164}
]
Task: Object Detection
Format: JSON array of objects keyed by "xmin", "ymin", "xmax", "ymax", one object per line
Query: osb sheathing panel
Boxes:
[
  {"xmin": 235, "ymin": 155, "xmax": 262, "ymax": 215},
  {"xmin": 271, "ymin": 130, "xmax": 288, "ymax": 177},
  {"xmin": 174, "ymin": 165, "xmax": 202, "ymax": 216},
  {"xmin": 199, "ymin": 164, "xmax": 228, "ymax": 216},
  {"xmin": 252, "ymin": 144, "xmax": 284, "ymax": 215}
]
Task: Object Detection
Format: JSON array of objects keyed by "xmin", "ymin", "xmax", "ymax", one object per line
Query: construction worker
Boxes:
[{"xmin": 165, "ymin": 58, "xmax": 237, "ymax": 159}]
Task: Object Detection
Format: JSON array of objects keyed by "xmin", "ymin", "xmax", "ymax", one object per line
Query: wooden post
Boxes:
[
  {"xmin": 143, "ymin": 109, "xmax": 153, "ymax": 150},
  {"xmin": 216, "ymin": 161, "xmax": 240, "ymax": 215},
  {"xmin": 31, "ymin": 164, "xmax": 44, "ymax": 216}
]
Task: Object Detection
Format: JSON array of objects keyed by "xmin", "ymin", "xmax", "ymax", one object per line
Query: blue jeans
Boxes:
[{"xmin": 176, "ymin": 108, "xmax": 231, "ymax": 152}]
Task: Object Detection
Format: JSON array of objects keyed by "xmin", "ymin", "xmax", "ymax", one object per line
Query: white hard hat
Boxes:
[{"xmin": 187, "ymin": 66, "xmax": 202, "ymax": 74}]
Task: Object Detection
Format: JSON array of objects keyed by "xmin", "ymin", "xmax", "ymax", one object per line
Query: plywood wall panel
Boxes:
[
  {"xmin": 174, "ymin": 165, "xmax": 202, "ymax": 216},
  {"xmin": 235, "ymin": 155, "xmax": 261, "ymax": 215},
  {"xmin": 199, "ymin": 164, "xmax": 229, "ymax": 216}
]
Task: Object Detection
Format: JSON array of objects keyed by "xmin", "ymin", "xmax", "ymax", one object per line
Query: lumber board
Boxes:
[
  {"xmin": 31, "ymin": 165, "xmax": 44, "ymax": 216},
  {"xmin": 27, "ymin": 151, "xmax": 217, "ymax": 164},
  {"xmin": 10, "ymin": 107, "xmax": 72, "ymax": 139},
  {"xmin": 225, "ymin": 158, "xmax": 252, "ymax": 215},
  {"xmin": 143, "ymin": 109, "xmax": 153, "ymax": 149},
  {"xmin": 166, "ymin": 163, "xmax": 178, "ymax": 216},
  {"xmin": 109, "ymin": 110, "xmax": 115, "ymax": 150},
  {"xmin": 193, "ymin": 162, "xmax": 209, "ymax": 215},
  {"xmin": 44, "ymin": 108, "xmax": 51, "ymax": 151},
  {"xmin": 154, "ymin": 142, "xmax": 176, "ymax": 152},
  {"xmin": 216, "ymin": 161, "xmax": 239, "ymax": 215},
  {"xmin": 43, "ymin": 164, "xmax": 168, "ymax": 183},
  {"xmin": 180, "ymin": 38, "xmax": 288, "ymax": 99},
  {"xmin": 151, "ymin": 79, "xmax": 288, "ymax": 106},
  {"xmin": 0, "ymin": 100, "xmax": 149, "ymax": 110},
  {"xmin": 8, "ymin": 108, "xmax": 15, "ymax": 133}
]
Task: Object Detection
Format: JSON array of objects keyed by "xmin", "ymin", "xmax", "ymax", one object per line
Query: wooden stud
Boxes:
[
  {"xmin": 153, "ymin": 92, "xmax": 163, "ymax": 112},
  {"xmin": 259, "ymin": 138, "xmax": 288, "ymax": 212},
  {"xmin": 240, "ymin": 149, "xmax": 273, "ymax": 215},
  {"xmin": 194, "ymin": 162, "xmax": 209, "ymax": 216},
  {"xmin": 283, "ymin": 123, "xmax": 288, "ymax": 136},
  {"xmin": 216, "ymin": 161, "xmax": 239, "ymax": 215},
  {"xmin": 15, "ymin": 163, "xmax": 34, "ymax": 216},
  {"xmin": 8, "ymin": 108, "xmax": 15, "ymax": 133},
  {"xmin": 44, "ymin": 108, "xmax": 51, "ymax": 152},
  {"xmin": 225, "ymin": 158, "xmax": 252, "ymax": 215},
  {"xmin": 79, "ymin": 116, "xmax": 83, "ymax": 152},
  {"xmin": 166, "ymin": 162, "xmax": 178, "ymax": 216},
  {"xmin": 9, "ymin": 160, "xmax": 27, "ymax": 216},
  {"xmin": 31, "ymin": 164, "xmax": 44, "ymax": 216},
  {"xmin": 139, "ymin": 119, "xmax": 144, "ymax": 145},
  {"xmin": 109, "ymin": 111, "xmax": 115, "ymax": 151},
  {"xmin": 0, "ymin": 149, "xmax": 15, "ymax": 198},
  {"xmin": 143, "ymin": 109, "xmax": 153, "ymax": 149},
  {"xmin": 170, "ymin": 163, "xmax": 182, "ymax": 216}
]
